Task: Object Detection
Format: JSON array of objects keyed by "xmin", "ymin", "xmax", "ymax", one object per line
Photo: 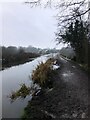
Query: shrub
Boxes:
[
  {"xmin": 10, "ymin": 58, "xmax": 55, "ymax": 100},
  {"xmin": 31, "ymin": 58, "xmax": 55, "ymax": 88},
  {"xmin": 10, "ymin": 84, "xmax": 30, "ymax": 100}
]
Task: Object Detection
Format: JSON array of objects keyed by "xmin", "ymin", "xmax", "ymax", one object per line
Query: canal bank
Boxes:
[{"xmin": 1, "ymin": 54, "xmax": 53, "ymax": 118}]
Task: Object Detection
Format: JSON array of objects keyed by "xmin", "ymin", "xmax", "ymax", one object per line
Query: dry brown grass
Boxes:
[
  {"xmin": 10, "ymin": 84, "xmax": 30, "ymax": 100},
  {"xmin": 32, "ymin": 58, "xmax": 55, "ymax": 88}
]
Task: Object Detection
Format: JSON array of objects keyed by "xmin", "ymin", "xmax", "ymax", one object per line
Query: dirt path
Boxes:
[
  {"xmin": 58, "ymin": 55, "xmax": 89, "ymax": 104},
  {"xmin": 23, "ymin": 55, "xmax": 89, "ymax": 120},
  {"xmin": 56, "ymin": 55, "xmax": 89, "ymax": 118}
]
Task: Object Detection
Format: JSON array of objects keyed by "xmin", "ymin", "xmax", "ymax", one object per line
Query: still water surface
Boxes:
[{"xmin": 1, "ymin": 54, "xmax": 53, "ymax": 118}]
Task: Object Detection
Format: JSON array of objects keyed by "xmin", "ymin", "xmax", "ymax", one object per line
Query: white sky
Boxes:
[
  {"xmin": 1, "ymin": 0, "xmax": 87, "ymax": 49},
  {"xmin": 1, "ymin": 2, "xmax": 54, "ymax": 48},
  {"xmin": 0, "ymin": 0, "xmax": 68, "ymax": 49}
]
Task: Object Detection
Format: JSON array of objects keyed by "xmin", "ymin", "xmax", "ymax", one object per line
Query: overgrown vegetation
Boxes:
[
  {"xmin": 57, "ymin": 19, "xmax": 88, "ymax": 63},
  {"xmin": 56, "ymin": 17, "xmax": 90, "ymax": 72},
  {"xmin": 10, "ymin": 84, "xmax": 31, "ymax": 100},
  {"xmin": 32, "ymin": 58, "xmax": 55, "ymax": 88},
  {"xmin": 10, "ymin": 58, "xmax": 56, "ymax": 101}
]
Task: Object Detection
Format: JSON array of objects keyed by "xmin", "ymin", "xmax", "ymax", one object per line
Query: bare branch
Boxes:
[
  {"xmin": 25, "ymin": 0, "xmax": 89, "ymax": 28},
  {"xmin": 25, "ymin": 0, "xmax": 41, "ymax": 7},
  {"xmin": 55, "ymin": 0, "xmax": 85, "ymax": 8}
]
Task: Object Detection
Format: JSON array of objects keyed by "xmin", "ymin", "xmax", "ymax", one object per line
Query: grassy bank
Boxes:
[
  {"xmin": 60, "ymin": 54, "xmax": 89, "ymax": 73},
  {"xmin": 32, "ymin": 58, "xmax": 55, "ymax": 88},
  {"xmin": 10, "ymin": 58, "xmax": 57, "ymax": 100},
  {"xmin": 21, "ymin": 57, "xmax": 88, "ymax": 119},
  {"xmin": 21, "ymin": 58, "xmax": 59, "ymax": 119},
  {"xmin": 10, "ymin": 58, "xmax": 59, "ymax": 119}
]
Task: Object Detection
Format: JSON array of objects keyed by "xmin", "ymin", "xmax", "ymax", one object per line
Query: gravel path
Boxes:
[
  {"xmin": 56, "ymin": 55, "xmax": 89, "ymax": 119},
  {"xmin": 23, "ymin": 55, "xmax": 89, "ymax": 120}
]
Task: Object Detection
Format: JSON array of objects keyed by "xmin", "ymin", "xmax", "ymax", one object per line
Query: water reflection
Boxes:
[{"xmin": 1, "ymin": 54, "xmax": 52, "ymax": 118}]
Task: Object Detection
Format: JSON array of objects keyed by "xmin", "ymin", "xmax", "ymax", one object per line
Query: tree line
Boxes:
[
  {"xmin": 1, "ymin": 46, "xmax": 40, "ymax": 69},
  {"xmin": 25, "ymin": 0, "xmax": 90, "ymax": 72},
  {"xmin": 56, "ymin": 17, "xmax": 90, "ymax": 72}
]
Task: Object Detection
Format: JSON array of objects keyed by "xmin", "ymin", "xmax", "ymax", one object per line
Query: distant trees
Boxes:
[
  {"xmin": 2, "ymin": 46, "xmax": 40, "ymax": 68},
  {"xmin": 2, "ymin": 46, "xmax": 18, "ymax": 57},
  {"xmin": 1, "ymin": 45, "xmax": 59, "ymax": 69}
]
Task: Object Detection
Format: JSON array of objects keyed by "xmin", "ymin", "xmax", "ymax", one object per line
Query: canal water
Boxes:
[{"xmin": 1, "ymin": 54, "xmax": 54, "ymax": 118}]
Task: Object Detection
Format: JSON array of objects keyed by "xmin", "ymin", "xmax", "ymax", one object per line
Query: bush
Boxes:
[
  {"xmin": 31, "ymin": 58, "xmax": 55, "ymax": 88},
  {"xmin": 10, "ymin": 58, "xmax": 55, "ymax": 101},
  {"xmin": 10, "ymin": 84, "xmax": 30, "ymax": 100}
]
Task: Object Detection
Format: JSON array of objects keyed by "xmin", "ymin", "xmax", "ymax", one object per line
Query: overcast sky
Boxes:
[
  {"xmin": 0, "ymin": 0, "xmax": 70, "ymax": 49},
  {"xmin": 1, "ymin": 2, "xmax": 64, "ymax": 49}
]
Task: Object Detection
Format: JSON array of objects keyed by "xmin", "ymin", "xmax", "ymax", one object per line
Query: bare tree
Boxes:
[{"xmin": 25, "ymin": 0, "xmax": 89, "ymax": 27}]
